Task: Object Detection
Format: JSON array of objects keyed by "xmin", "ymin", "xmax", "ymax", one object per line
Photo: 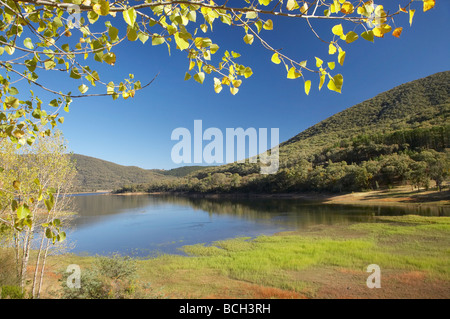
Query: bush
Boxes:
[
  {"xmin": 1, "ymin": 285, "xmax": 25, "ymax": 299},
  {"xmin": 61, "ymin": 253, "xmax": 158, "ymax": 299}
]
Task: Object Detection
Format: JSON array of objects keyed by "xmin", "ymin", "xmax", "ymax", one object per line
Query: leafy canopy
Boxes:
[{"xmin": 0, "ymin": 0, "xmax": 437, "ymax": 146}]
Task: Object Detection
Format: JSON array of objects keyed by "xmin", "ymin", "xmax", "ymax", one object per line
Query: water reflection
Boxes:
[{"xmin": 67, "ymin": 194, "xmax": 449, "ymax": 257}]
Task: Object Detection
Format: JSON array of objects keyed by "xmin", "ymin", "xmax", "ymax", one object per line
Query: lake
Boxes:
[{"xmin": 66, "ymin": 194, "xmax": 449, "ymax": 257}]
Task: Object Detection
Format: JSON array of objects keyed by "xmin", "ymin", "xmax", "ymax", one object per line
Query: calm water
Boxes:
[{"xmin": 66, "ymin": 194, "xmax": 449, "ymax": 257}]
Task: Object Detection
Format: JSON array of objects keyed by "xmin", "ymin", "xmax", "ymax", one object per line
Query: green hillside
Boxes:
[
  {"xmin": 115, "ymin": 71, "xmax": 450, "ymax": 194},
  {"xmin": 70, "ymin": 154, "xmax": 173, "ymax": 191},
  {"xmin": 71, "ymin": 154, "xmax": 210, "ymax": 191}
]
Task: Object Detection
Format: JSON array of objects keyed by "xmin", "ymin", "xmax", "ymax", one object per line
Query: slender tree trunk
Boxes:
[
  {"xmin": 37, "ymin": 239, "xmax": 51, "ymax": 299},
  {"xmin": 32, "ymin": 232, "xmax": 46, "ymax": 298}
]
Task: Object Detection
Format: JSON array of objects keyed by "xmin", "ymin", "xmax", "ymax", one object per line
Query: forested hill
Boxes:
[
  {"xmin": 71, "ymin": 154, "xmax": 208, "ymax": 191},
  {"xmin": 114, "ymin": 71, "xmax": 450, "ymax": 194},
  {"xmin": 285, "ymin": 71, "xmax": 449, "ymax": 145},
  {"xmin": 279, "ymin": 70, "xmax": 449, "ymax": 165}
]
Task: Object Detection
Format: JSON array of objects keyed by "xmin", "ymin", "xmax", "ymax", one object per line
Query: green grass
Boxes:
[{"xmin": 46, "ymin": 215, "xmax": 450, "ymax": 298}]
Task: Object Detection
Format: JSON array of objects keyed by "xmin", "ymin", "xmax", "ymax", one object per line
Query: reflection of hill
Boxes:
[
  {"xmin": 71, "ymin": 194, "xmax": 449, "ymax": 230},
  {"xmin": 142, "ymin": 195, "xmax": 450, "ymax": 227}
]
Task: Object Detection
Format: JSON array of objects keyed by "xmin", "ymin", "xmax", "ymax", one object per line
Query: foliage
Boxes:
[
  {"xmin": 60, "ymin": 253, "xmax": 145, "ymax": 299},
  {"xmin": 0, "ymin": 132, "xmax": 76, "ymax": 297},
  {"xmin": 0, "ymin": 285, "xmax": 25, "ymax": 299},
  {"xmin": 70, "ymin": 154, "xmax": 175, "ymax": 191},
  {"xmin": 0, "ymin": 0, "xmax": 438, "ymax": 147}
]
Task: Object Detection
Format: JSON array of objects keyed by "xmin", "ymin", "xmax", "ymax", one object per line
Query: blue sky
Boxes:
[{"xmin": 31, "ymin": 1, "xmax": 450, "ymax": 169}]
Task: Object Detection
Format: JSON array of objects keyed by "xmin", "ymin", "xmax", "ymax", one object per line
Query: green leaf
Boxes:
[
  {"xmin": 44, "ymin": 60, "xmax": 56, "ymax": 70},
  {"xmin": 127, "ymin": 27, "xmax": 138, "ymax": 41},
  {"xmin": 109, "ymin": 27, "xmax": 119, "ymax": 42},
  {"xmin": 361, "ymin": 30, "xmax": 374, "ymax": 42},
  {"xmin": 123, "ymin": 8, "xmax": 137, "ymax": 26},
  {"xmin": 152, "ymin": 35, "xmax": 165, "ymax": 46},
  {"xmin": 138, "ymin": 33, "xmax": 149, "ymax": 44},
  {"xmin": 70, "ymin": 68, "xmax": 82, "ymax": 79},
  {"xmin": 16, "ymin": 205, "xmax": 30, "ymax": 220},
  {"xmin": 184, "ymin": 72, "xmax": 191, "ymax": 81},
  {"xmin": 345, "ymin": 31, "xmax": 359, "ymax": 44},
  {"xmin": 194, "ymin": 72, "xmax": 205, "ymax": 84},
  {"xmin": 11, "ymin": 200, "xmax": 18, "ymax": 212},
  {"xmin": 23, "ymin": 38, "xmax": 34, "ymax": 50},
  {"xmin": 13, "ymin": 180, "xmax": 20, "ymax": 190},
  {"xmin": 9, "ymin": 87, "xmax": 19, "ymax": 95},
  {"xmin": 174, "ymin": 32, "xmax": 189, "ymax": 51},
  {"xmin": 45, "ymin": 228, "xmax": 53, "ymax": 239},
  {"xmin": 103, "ymin": 52, "xmax": 116, "ymax": 65},
  {"xmin": 58, "ymin": 231, "xmax": 66, "ymax": 242},
  {"xmin": 78, "ymin": 84, "xmax": 89, "ymax": 94}
]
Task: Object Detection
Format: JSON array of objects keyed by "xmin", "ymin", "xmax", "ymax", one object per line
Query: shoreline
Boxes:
[{"xmin": 111, "ymin": 186, "xmax": 450, "ymax": 208}]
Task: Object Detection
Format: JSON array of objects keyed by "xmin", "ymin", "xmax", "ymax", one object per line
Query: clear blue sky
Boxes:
[{"xmin": 33, "ymin": 1, "xmax": 450, "ymax": 169}]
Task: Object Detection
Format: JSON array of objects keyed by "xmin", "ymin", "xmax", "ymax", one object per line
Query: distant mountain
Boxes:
[{"xmin": 71, "ymin": 154, "xmax": 208, "ymax": 191}]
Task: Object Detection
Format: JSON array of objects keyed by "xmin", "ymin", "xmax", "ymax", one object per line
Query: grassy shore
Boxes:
[{"xmin": 43, "ymin": 214, "xmax": 450, "ymax": 299}]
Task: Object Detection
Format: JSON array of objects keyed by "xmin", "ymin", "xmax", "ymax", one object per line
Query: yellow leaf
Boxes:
[
  {"xmin": 319, "ymin": 72, "xmax": 326, "ymax": 91},
  {"xmin": 243, "ymin": 34, "xmax": 254, "ymax": 45},
  {"xmin": 263, "ymin": 19, "xmax": 273, "ymax": 30},
  {"xmin": 328, "ymin": 43, "xmax": 337, "ymax": 55},
  {"xmin": 304, "ymin": 80, "xmax": 311, "ymax": 95},
  {"xmin": 222, "ymin": 76, "xmax": 231, "ymax": 86},
  {"xmin": 409, "ymin": 9, "xmax": 415, "ymax": 26},
  {"xmin": 338, "ymin": 49, "xmax": 345, "ymax": 66},
  {"xmin": 340, "ymin": 2, "xmax": 354, "ymax": 14},
  {"xmin": 373, "ymin": 24, "xmax": 392, "ymax": 38},
  {"xmin": 327, "ymin": 74, "xmax": 344, "ymax": 93},
  {"xmin": 332, "ymin": 24, "xmax": 344, "ymax": 37},
  {"xmin": 286, "ymin": 0, "xmax": 299, "ymax": 11},
  {"xmin": 357, "ymin": 6, "xmax": 366, "ymax": 15},
  {"xmin": 214, "ymin": 78, "xmax": 222, "ymax": 93},
  {"xmin": 230, "ymin": 86, "xmax": 239, "ymax": 95},
  {"xmin": 392, "ymin": 27, "xmax": 403, "ymax": 38},
  {"xmin": 271, "ymin": 53, "xmax": 281, "ymax": 64},
  {"xmin": 232, "ymin": 80, "xmax": 242, "ymax": 88},
  {"xmin": 328, "ymin": 62, "xmax": 335, "ymax": 70},
  {"xmin": 93, "ymin": 0, "xmax": 110, "ymax": 16},
  {"xmin": 399, "ymin": 5, "xmax": 407, "ymax": 13},
  {"xmin": 287, "ymin": 67, "xmax": 301, "ymax": 79},
  {"xmin": 315, "ymin": 57, "xmax": 323, "ymax": 68},
  {"xmin": 13, "ymin": 180, "xmax": 20, "ymax": 190},
  {"xmin": 423, "ymin": 0, "xmax": 435, "ymax": 12},
  {"xmin": 300, "ymin": 3, "xmax": 308, "ymax": 14}
]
